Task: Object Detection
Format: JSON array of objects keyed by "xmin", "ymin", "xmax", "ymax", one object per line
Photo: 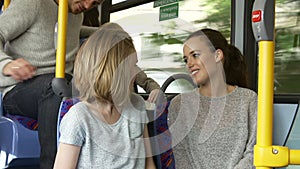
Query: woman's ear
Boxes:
[{"xmin": 215, "ymin": 49, "xmax": 224, "ymax": 63}]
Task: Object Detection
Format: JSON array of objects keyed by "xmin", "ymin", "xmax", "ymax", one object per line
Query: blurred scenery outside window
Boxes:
[
  {"xmin": 111, "ymin": 0, "xmax": 300, "ymax": 94},
  {"xmin": 111, "ymin": 0, "xmax": 231, "ymax": 93},
  {"xmin": 274, "ymin": 0, "xmax": 300, "ymax": 94}
]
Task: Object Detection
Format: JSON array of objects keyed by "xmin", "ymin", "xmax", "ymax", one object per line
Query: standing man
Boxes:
[{"xmin": 0, "ymin": 0, "xmax": 104, "ymax": 168}]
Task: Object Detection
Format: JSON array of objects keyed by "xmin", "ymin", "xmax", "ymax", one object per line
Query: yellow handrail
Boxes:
[
  {"xmin": 253, "ymin": 0, "xmax": 300, "ymax": 168},
  {"xmin": 3, "ymin": 0, "xmax": 10, "ymax": 10},
  {"xmin": 257, "ymin": 41, "xmax": 275, "ymax": 146},
  {"xmin": 55, "ymin": 0, "xmax": 68, "ymax": 78},
  {"xmin": 254, "ymin": 41, "xmax": 275, "ymax": 169}
]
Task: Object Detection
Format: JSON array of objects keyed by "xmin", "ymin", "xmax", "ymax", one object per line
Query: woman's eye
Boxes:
[
  {"xmin": 192, "ymin": 53, "xmax": 200, "ymax": 58},
  {"xmin": 183, "ymin": 58, "xmax": 187, "ymax": 63}
]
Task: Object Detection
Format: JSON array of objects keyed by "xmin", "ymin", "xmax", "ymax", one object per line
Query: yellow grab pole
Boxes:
[
  {"xmin": 252, "ymin": 0, "xmax": 275, "ymax": 168},
  {"xmin": 52, "ymin": 0, "xmax": 71, "ymax": 97},
  {"xmin": 3, "ymin": 0, "xmax": 10, "ymax": 10},
  {"xmin": 255, "ymin": 41, "xmax": 274, "ymax": 169},
  {"xmin": 55, "ymin": 0, "xmax": 68, "ymax": 78},
  {"xmin": 290, "ymin": 150, "xmax": 300, "ymax": 164},
  {"xmin": 257, "ymin": 41, "xmax": 274, "ymax": 146},
  {"xmin": 253, "ymin": 0, "xmax": 300, "ymax": 168}
]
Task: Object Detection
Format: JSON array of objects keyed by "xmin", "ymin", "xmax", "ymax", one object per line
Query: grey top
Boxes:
[
  {"xmin": 168, "ymin": 87, "xmax": 257, "ymax": 169},
  {"xmin": 59, "ymin": 93, "xmax": 148, "ymax": 169},
  {"xmin": 0, "ymin": 0, "xmax": 97, "ymax": 94}
]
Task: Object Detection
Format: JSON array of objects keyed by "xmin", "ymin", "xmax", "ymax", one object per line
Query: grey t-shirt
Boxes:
[
  {"xmin": 59, "ymin": 94, "xmax": 148, "ymax": 169},
  {"xmin": 168, "ymin": 87, "xmax": 257, "ymax": 169}
]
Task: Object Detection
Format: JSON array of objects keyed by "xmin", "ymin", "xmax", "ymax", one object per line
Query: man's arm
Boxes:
[
  {"xmin": 0, "ymin": 0, "xmax": 38, "ymax": 85},
  {"xmin": 135, "ymin": 70, "xmax": 160, "ymax": 93},
  {"xmin": 135, "ymin": 70, "xmax": 161, "ymax": 103},
  {"xmin": 80, "ymin": 25, "xmax": 98, "ymax": 39}
]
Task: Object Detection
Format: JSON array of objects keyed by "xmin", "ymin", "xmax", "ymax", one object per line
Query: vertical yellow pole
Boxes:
[
  {"xmin": 3, "ymin": 0, "xmax": 10, "ymax": 10},
  {"xmin": 254, "ymin": 0, "xmax": 300, "ymax": 167},
  {"xmin": 256, "ymin": 41, "xmax": 274, "ymax": 169},
  {"xmin": 55, "ymin": 0, "xmax": 68, "ymax": 78},
  {"xmin": 252, "ymin": 0, "xmax": 276, "ymax": 168}
]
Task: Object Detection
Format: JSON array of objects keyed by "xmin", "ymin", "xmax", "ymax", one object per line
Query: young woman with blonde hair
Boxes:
[{"xmin": 54, "ymin": 22, "xmax": 156, "ymax": 169}]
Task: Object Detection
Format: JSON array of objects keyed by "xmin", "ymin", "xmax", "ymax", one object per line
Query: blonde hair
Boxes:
[{"xmin": 74, "ymin": 23, "xmax": 136, "ymax": 106}]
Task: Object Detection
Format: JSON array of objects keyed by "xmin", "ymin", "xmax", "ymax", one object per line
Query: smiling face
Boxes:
[
  {"xmin": 183, "ymin": 36, "xmax": 220, "ymax": 86},
  {"xmin": 68, "ymin": 0, "xmax": 104, "ymax": 14}
]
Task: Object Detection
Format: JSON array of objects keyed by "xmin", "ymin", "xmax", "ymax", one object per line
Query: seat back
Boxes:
[
  {"xmin": 5, "ymin": 114, "xmax": 38, "ymax": 130},
  {"xmin": 149, "ymin": 73, "xmax": 195, "ymax": 169},
  {"xmin": 56, "ymin": 98, "xmax": 80, "ymax": 146},
  {"xmin": 0, "ymin": 92, "xmax": 3, "ymax": 116},
  {"xmin": 148, "ymin": 101, "xmax": 175, "ymax": 169},
  {"xmin": 273, "ymin": 103, "xmax": 299, "ymax": 145},
  {"xmin": 0, "ymin": 93, "xmax": 40, "ymax": 168}
]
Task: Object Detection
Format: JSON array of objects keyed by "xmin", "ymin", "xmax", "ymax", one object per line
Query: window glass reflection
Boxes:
[
  {"xmin": 110, "ymin": 0, "xmax": 231, "ymax": 93},
  {"xmin": 274, "ymin": 0, "xmax": 300, "ymax": 94}
]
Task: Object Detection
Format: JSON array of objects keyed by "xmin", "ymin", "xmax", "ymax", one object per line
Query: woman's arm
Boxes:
[
  {"xmin": 53, "ymin": 143, "xmax": 81, "ymax": 169},
  {"xmin": 143, "ymin": 125, "xmax": 156, "ymax": 169},
  {"xmin": 234, "ymin": 94, "xmax": 257, "ymax": 169}
]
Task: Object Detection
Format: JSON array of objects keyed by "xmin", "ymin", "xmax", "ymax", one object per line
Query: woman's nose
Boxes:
[{"xmin": 186, "ymin": 57, "xmax": 194, "ymax": 68}]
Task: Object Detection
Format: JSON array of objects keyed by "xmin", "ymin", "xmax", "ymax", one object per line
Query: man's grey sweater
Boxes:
[{"xmin": 0, "ymin": 0, "xmax": 96, "ymax": 95}]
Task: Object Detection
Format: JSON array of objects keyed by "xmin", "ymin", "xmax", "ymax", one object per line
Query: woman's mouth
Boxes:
[{"xmin": 191, "ymin": 69, "xmax": 199, "ymax": 76}]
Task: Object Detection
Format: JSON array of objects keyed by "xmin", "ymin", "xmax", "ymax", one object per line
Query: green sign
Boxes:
[
  {"xmin": 159, "ymin": 3, "xmax": 179, "ymax": 21},
  {"xmin": 154, "ymin": 0, "xmax": 178, "ymax": 8}
]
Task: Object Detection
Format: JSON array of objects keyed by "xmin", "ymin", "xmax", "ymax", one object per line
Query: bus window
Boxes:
[
  {"xmin": 279, "ymin": 102, "xmax": 300, "ymax": 169},
  {"xmin": 112, "ymin": 0, "xmax": 126, "ymax": 4},
  {"xmin": 110, "ymin": 0, "xmax": 231, "ymax": 93},
  {"xmin": 274, "ymin": 0, "xmax": 300, "ymax": 94}
]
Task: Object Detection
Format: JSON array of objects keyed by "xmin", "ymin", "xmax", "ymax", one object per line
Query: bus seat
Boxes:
[
  {"xmin": 148, "ymin": 101, "xmax": 175, "ymax": 169},
  {"xmin": 5, "ymin": 114, "xmax": 38, "ymax": 130},
  {"xmin": 0, "ymin": 96, "xmax": 81, "ymax": 168},
  {"xmin": 147, "ymin": 73, "xmax": 195, "ymax": 169},
  {"xmin": 0, "ymin": 93, "xmax": 40, "ymax": 168},
  {"xmin": 0, "ymin": 107, "xmax": 40, "ymax": 168},
  {"xmin": 56, "ymin": 97, "xmax": 80, "ymax": 146},
  {"xmin": 0, "ymin": 117, "xmax": 40, "ymax": 168},
  {"xmin": 284, "ymin": 100, "xmax": 300, "ymax": 149},
  {"xmin": 273, "ymin": 103, "xmax": 299, "ymax": 145},
  {"xmin": 0, "ymin": 93, "xmax": 3, "ymax": 116},
  {"xmin": 0, "ymin": 96, "xmax": 80, "ymax": 168}
]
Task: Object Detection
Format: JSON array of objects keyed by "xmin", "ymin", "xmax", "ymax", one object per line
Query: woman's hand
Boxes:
[{"xmin": 147, "ymin": 89, "xmax": 159, "ymax": 103}]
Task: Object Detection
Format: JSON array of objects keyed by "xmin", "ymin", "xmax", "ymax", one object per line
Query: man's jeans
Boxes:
[{"xmin": 3, "ymin": 73, "xmax": 72, "ymax": 169}]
